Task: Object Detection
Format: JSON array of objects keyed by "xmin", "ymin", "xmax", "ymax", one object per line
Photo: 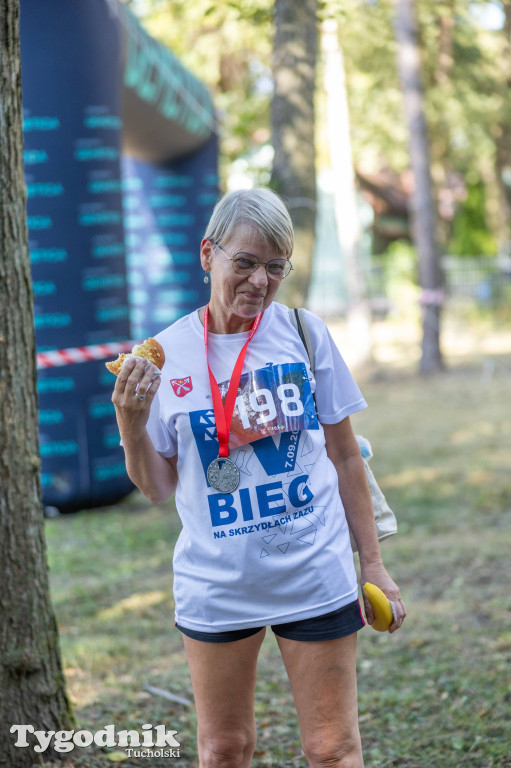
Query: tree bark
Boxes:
[
  {"xmin": 322, "ymin": 19, "xmax": 372, "ymax": 364},
  {"xmin": 493, "ymin": 1, "xmax": 511, "ymax": 248},
  {"xmin": 432, "ymin": 0, "xmax": 454, "ymax": 247},
  {"xmin": 270, "ymin": 0, "xmax": 317, "ymax": 307},
  {"xmin": 394, "ymin": 0, "xmax": 444, "ymax": 373},
  {"xmin": 0, "ymin": 2, "xmax": 74, "ymax": 765}
]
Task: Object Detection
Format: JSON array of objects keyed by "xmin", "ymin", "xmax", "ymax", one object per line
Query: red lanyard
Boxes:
[{"xmin": 204, "ymin": 306, "xmax": 263, "ymax": 458}]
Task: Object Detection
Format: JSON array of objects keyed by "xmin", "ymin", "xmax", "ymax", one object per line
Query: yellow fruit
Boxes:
[{"xmin": 363, "ymin": 582, "xmax": 393, "ymax": 632}]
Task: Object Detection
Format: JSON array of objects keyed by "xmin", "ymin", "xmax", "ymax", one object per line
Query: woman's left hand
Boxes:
[{"xmin": 360, "ymin": 561, "xmax": 407, "ymax": 633}]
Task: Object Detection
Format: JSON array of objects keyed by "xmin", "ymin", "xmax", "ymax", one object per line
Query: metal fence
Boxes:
[
  {"xmin": 442, "ymin": 256, "xmax": 511, "ymax": 307},
  {"xmin": 312, "ymin": 254, "xmax": 510, "ymax": 318}
]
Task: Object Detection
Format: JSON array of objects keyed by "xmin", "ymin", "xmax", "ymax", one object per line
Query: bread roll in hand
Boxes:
[{"xmin": 105, "ymin": 337, "xmax": 165, "ymax": 376}]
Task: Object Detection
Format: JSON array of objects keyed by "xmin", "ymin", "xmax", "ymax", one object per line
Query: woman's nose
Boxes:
[{"xmin": 248, "ymin": 263, "xmax": 269, "ymax": 286}]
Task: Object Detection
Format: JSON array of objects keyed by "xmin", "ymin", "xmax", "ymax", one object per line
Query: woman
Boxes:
[{"xmin": 112, "ymin": 187, "xmax": 406, "ymax": 768}]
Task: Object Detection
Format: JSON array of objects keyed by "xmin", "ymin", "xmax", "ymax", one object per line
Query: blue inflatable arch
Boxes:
[{"xmin": 21, "ymin": 0, "xmax": 219, "ymax": 511}]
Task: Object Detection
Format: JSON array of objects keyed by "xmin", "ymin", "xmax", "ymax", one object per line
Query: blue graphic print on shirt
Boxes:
[
  {"xmin": 189, "ymin": 362, "xmax": 322, "ymax": 546},
  {"xmin": 189, "ymin": 361, "xmax": 318, "ymax": 483}
]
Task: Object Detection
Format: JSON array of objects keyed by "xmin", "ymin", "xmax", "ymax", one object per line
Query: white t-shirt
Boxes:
[{"xmin": 146, "ymin": 301, "xmax": 367, "ymax": 631}]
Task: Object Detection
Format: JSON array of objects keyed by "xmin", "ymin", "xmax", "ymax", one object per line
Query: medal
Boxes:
[
  {"xmin": 203, "ymin": 305, "xmax": 263, "ymax": 493},
  {"xmin": 207, "ymin": 457, "xmax": 240, "ymax": 493}
]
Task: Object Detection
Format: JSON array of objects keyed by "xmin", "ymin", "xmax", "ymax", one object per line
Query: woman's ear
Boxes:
[{"xmin": 200, "ymin": 238, "xmax": 213, "ymax": 271}]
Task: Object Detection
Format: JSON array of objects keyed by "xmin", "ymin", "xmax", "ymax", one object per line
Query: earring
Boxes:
[{"xmin": 204, "ymin": 272, "xmax": 209, "ymax": 284}]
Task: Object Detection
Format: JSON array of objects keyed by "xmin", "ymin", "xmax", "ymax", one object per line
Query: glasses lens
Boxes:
[
  {"xmin": 232, "ymin": 253, "xmax": 259, "ymax": 274},
  {"xmin": 266, "ymin": 259, "xmax": 291, "ymax": 279},
  {"xmin": 231, "ymin": 252, "xmax": 292, "ymax": 279}
]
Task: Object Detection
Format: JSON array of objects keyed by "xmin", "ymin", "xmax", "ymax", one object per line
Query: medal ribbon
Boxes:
[{"xmin": 204, "ymin": 306, "xmax": 263, "ymax": 458}]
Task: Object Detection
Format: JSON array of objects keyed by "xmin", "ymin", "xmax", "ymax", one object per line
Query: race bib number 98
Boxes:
[{"xmin": 218, "ymin": 362, "xmax": 319, "ymax": 449}]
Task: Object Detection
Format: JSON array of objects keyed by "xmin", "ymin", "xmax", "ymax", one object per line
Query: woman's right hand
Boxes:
[
  {"xmin": 360, "ymin": 561, "xmax": 406, "ymax": 633},
  {"xmin": 111, "ymin": 357, "xmax": 161, "ymax": 439}
]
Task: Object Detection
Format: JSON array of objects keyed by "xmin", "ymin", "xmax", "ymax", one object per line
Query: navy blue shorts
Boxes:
[{"xmin": 175, "ymin": 599, "xmax": 365, "ymax": 643}]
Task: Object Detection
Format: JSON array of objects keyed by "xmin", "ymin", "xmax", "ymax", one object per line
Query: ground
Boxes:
[{"xmin": 36, "ymin": 310, "xmax": 511, "ymax": 768}]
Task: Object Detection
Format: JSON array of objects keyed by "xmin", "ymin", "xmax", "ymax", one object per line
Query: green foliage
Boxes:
[
  {"xmin": 332, "ymin": 0, "xmax": 511, "ymax": 251},
  {"xmin": 338, "ymin": 0, "xmax": 410, "ymax": 174},
  {"xmin": 122, "ymin": 0, "xmax": 274, "ymax": 184},
  {"xmin": 338, "ymin": 0, "xmax": 507, "ymax": 174},
  {"xmin": 123, "ymin": 0, "xmax": 511, "ymax": 251},
  {"xmin": 449, "ymin": 180, "xmax": 498, "ymax": 255},
  {"xmin": 382, "ymin": 240, "xmax": 420, "ymax": 310}
]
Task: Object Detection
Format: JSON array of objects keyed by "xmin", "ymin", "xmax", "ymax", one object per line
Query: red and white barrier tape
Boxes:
[
  {"xmin": 36, "ymin": 341, "xmax": 135, "ymax": 370},
  {"xmin": 418, "ymin": 288, "xmax": 445, "ymax": 307}
]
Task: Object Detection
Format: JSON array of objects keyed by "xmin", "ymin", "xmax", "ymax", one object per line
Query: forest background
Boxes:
[
  {"xmin": 1, "ymin": 1, "xmax": 510, "ymax": 767},
  {"xmin": 125, "ymin": 0, "xmax": 511, "ymax": 374},
  {"xmin": 126, "ymin": 0, "xmax": 511, "ymax": 259}
]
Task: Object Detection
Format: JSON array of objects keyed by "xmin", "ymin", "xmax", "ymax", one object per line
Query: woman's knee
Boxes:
[
  {"xmin": 302, "ymin": 730, "xmax": 363, "ymax": 768},
  {"xmin": 199, "ymin": 727, "xmax": 256, "ymax": 768}
]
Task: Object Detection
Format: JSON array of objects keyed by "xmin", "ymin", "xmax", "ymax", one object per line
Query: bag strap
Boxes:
[
  {"xmin": 289, "ymin": 307, "xmax": 318, "ymax": 414},
  {"xmin": 288, "ymin": 307, "xmax": 397, "ymax": 550},
  {"xmin": 289, "ymin": 307, "xmax": 316, "ymax": 374}
]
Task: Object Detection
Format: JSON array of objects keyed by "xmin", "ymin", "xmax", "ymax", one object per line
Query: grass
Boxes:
[{"xmin": 37, "ymin": 312, "xmax": 511, "ymax": 768}]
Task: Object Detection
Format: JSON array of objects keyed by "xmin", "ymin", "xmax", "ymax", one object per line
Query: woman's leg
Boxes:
[
  {"xmin": 275, "ymin": 632, "xmax": 363, "ymax": 768},
  {"xmin": 182, "ymin": 628, "xmax": 266, "ymax": 768}
]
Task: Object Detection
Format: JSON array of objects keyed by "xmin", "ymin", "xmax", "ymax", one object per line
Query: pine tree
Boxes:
[
  {"xmin": 394, "ymin": 0, "xmax": 444, "ymax": 372},
  {"xmin": 271, "ymin": 0, "xmax": 318, "ymax": 306}
]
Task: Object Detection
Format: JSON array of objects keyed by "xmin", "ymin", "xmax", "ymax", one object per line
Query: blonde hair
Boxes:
[{"xmin": 204, "ymin": 188, "xmax": 294, "ymax": 258}]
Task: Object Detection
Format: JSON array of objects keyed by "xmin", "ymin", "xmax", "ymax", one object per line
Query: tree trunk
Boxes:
[
  {"xmin": 394, "ymin": 0, "xmax": 444, "ymax": 373},
  {"xmin": 493, "ymin": 1, "xmax": 511, "ymax": 248},
  {"xmin": 0, "ymin": 2, "xmax": 74, "ymax": 765},
  {"xmin": 432, "ymin": 0, "xmax": 454, "ymax": 248},
  {"xmin": 322, "ymin": 19, "xmax": 372, "ymax": 364},
  {"xmin": 270, "ymin": 0, "xmax": 317, "ymax": 307}
]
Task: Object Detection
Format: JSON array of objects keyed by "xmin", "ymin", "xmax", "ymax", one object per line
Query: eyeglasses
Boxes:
[{"xmin": 212, "ymin": 241, "xmax": 293, "ymax": 280}]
